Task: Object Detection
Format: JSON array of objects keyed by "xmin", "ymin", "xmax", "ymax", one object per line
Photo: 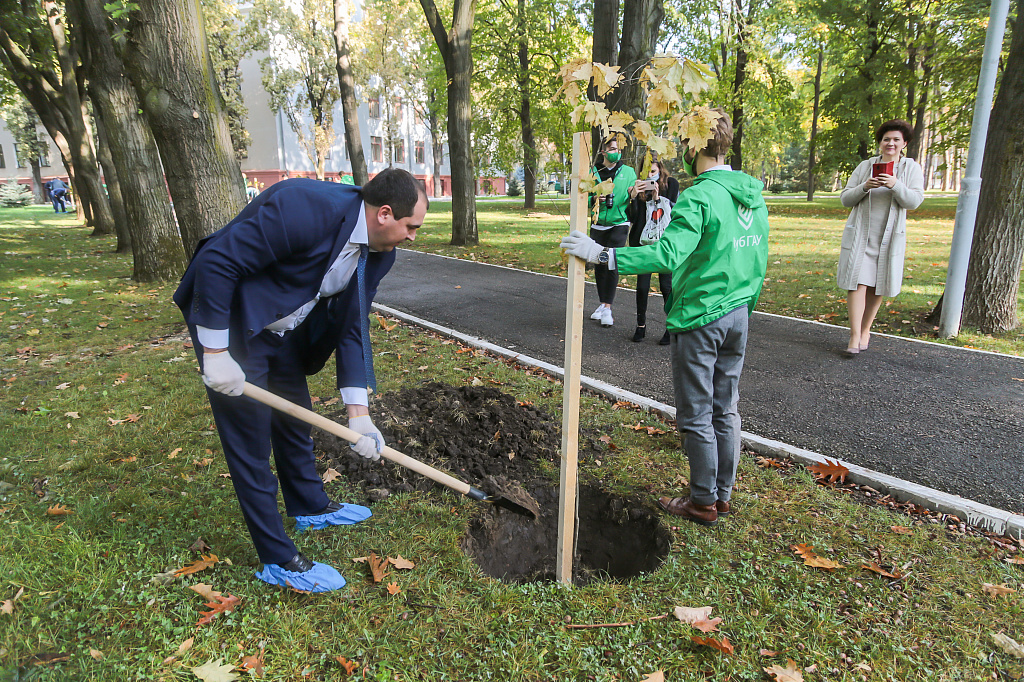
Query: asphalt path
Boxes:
[{"xmin": 376, "ymin": 249, "xmax": 1024, "ymax": 515}]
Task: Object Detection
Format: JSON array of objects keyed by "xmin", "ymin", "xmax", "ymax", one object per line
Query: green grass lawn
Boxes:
[
  {"xmin": 414, "ymin": 194, "xmax": 1024, "ymax": 356},
  {"xmin": 2, "ymin": 205, "xmax": 1023, "ymax": 680}
]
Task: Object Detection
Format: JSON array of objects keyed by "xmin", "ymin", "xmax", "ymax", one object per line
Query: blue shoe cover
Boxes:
[
  {"xmin": 294, "ymin": 503, "xmax": 372, "ymax": 532},
  {"xmin": 255, "ymin": 561, "xmax": 346, "ymax": 592}
]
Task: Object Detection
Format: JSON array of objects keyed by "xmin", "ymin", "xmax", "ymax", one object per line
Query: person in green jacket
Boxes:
[
  {"xmin": 561, "ymin": 110, "xmax": 769, "ymax": 527},
  {"xmin": 588, "ymin": 137, "xmax": 638, "ymax": 328}
]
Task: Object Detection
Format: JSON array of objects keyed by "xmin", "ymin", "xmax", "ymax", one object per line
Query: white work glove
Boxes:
[
  {"xmin": 560, "ymin": 230, "xmax": 604, "ymax": 264},
  {"xmin": 349, "ymin": 415, "xmax": 383, "ymax": 461},
  {"xmin": 202, "ymin": 351, "xmax": 245, "ymax": 396}
]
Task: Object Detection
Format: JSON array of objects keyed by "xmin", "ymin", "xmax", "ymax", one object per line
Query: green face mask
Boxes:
[
  {"xmin": 682, "ymin": 151, "xmax": 697, "ymax": 177},
  {"xmin": 605, "ymin": 151, "xmax": 621, "ymax": 163}
]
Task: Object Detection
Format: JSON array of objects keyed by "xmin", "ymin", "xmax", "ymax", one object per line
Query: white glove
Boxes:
[
  {"xmin": 349, "ymin": 415, "xmax": 383, "ymax": 461},
  {"xmin": 202, "ymin": 351, "xmax": 245, "ymax": 396},
  {"xmin": 560, "ymin": 230, "xmax": 604, "ymax": 264}
]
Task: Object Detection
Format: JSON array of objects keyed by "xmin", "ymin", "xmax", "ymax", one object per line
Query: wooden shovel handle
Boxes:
[{"xmin": 242, "ymin": 382, "xmax": 472, "ymax": 496}]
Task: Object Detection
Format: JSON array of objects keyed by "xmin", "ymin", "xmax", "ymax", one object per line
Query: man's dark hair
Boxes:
[
  {"xmin": 362, "ymin": 168, "xmax": 428, "ymax": 219},
  {"xmin": 875, "ymin": 119, "xmax": 914, "ymax": 145}
]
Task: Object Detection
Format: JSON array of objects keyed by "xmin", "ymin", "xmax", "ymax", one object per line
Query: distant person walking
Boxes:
[
  {"xmin": 589, "ymin": 137, "xmax": 638, "ymax": 328},
  {"xmin": 627, "ymin": 159, "xmax": 678, "ymax": 344},
  {"xmin": 838, "ymin": 119, "xmax": 924, "ymax": 356},
  {"xmin": 45, "ymin": 178, "xmax": 69, "ymax": 213}
]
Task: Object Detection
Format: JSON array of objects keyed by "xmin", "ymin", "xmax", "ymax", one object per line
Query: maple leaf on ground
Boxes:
[
  {"xmin": 764, "ymin": 659, "xmax": 804, "ymax": 681},
  {"xmin": 756, "ymin": 456, "xmax": 785, "ymax": 468},
  {"xmin": 174, "ymin": 554, "xmax": 219, "ymax": 577},
  {"xmin": 691, "ymin": 635, "xmax": 734, "ymax": 655},
  {"xmin": 46, "ymin": 504, "xmax": 72, "ymax": 516},
  {"xmin": 862, "ymin": 562, "xmax": 902, "ymax": 579},
  {"xmin": 992, "ymin": 633, "xmax": 1024, "ymax": 658},
  {"xmin": 189, "ymin": 583, "xmax": 223, "ymax": 600},
  {"xmin": 191, "ymin": 658, "xmax": 240, "ymax": 682},
  {"xmin": 374, "ymin": 313, "xmax": 397, "ymax": 331},
  {"xmin": 388, "ymin": 555, "xmax": 415, "ymax": 570},
  {"xmin": 335, "ymin": 656, "xmax": 359, "ymax": 675},
  {"xmin": 807, "ymin": 459, "xmax": 849, "ymax": 484},
  {"xmin": 691, "ymin": 617, "xmax": 723, "ymax": 633},
  {"xmin": 386, "ymin": 582, "xmax": 401, "ymax": 596},
  {"xmin": 983, "ymin": 583, "xmax": 1017, "ymax": 597},
  {"xmin": 196, "ymin": 594, "xmax": 240, "ymax": 626},
  {"xmin": 321, "ymin": 468, "xmax": 342, "ymax": 483},
  {"xmin": 367, "ymin": 553, "xmax": 389, "ymax": 583},
  {"xmin": 791, "ymin": 544, "xmax": 844, "ymax": 571}
]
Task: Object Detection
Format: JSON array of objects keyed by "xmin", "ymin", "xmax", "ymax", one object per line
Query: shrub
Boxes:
[{"xmin": 0, "ymin": 179, "xmax": 33, "ymax": 207}]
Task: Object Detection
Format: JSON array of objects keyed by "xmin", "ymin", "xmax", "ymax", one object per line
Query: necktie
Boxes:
[{"xmin": 356, "ymin": 245, "xmax": 376, "ymax": 393}]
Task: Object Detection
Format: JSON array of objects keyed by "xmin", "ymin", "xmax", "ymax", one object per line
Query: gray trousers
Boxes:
[{"xmin": 669, "ymin": 306, "xmax": 748, "ymax": 506}]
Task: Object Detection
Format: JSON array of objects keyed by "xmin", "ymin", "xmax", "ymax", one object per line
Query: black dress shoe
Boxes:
[
  {"xmin": 631, "ymin": 325, "xmax": 646, "ymax": 342},
  {"xmin": 279, "ymin": 553, "xmax": 314, "ymax": 572},
  {"xmin": 658, "ymin": 330, "xmax": 671, "ymax": 345}
]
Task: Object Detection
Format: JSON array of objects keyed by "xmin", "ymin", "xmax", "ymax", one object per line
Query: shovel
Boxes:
[{"xmin": 242, "ymin": 382, "xmax": 538, "ymax": 519}]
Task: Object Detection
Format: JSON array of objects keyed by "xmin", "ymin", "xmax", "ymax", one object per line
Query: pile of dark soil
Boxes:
[
  {"xmin": 314, "ymin": 382, "xmax": 564, "ymax": 502},
  {"xmin": 311, "ymin": 381, "xmax": 671, "ymax": 584}
]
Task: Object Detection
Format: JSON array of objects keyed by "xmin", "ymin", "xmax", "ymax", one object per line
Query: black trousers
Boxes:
[{"xmin": 590, "ymin": 223, "xmax": 630, "ymax": 304}]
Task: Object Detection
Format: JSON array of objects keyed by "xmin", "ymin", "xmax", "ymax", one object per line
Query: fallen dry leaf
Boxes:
[
  {"xmin": 862, "ymin": 562, "xmax": 902, "ymax": 579},
  {"xmin": 386, "ymin": 582, "xmax": 401, "ymax": 596},
  {"xmin": 691, "ymin": 617, "xmax": 723, "ymax": 633},
  {"xmin": 335, "ymin": 656, "xmax": 359, "ymax": 675},
  {"xmin": 673, "ymin": 605, "xmax": 714, "ymax": 624},
  {"xmin": 1, "ymin": 586, "xmax": 26, "ymax": 615},
  {"xmin": 890, "ymin": 526, "xmax": 913, "ymax": 535},
  {"xmin": 388, "ymin": 555, "xmax": 415, "ymax": 570},
  {"xmin": 174, "ymin": 554, "xmax": 219, "ymax": 576},
  {"xmin": 89, "ymin": 649, "xmax": 104, "ymax": 660},
  {"xmin": 639, "ymin": 672, "xmax": 664, "ymax": 682},
  {"xmin": 759, "ymin": 649, "xmax": 779, "ymax": 657},
  {"xmin": 240, "ymin": 650, "xmax": 265, "ymax": 677},
  {"xmin": 168, "ymin": 447, "xmax": 182, "ymax": 459},
  {"xmin": 196, "ymin": 594, "xmax": 240, "ymax": 626},
  {"xmin": 46, "ymin": 504, "xmax": 73, "ymax": 516},
  {"xmin": 1005, "ymin": 557, "xmax": 1024, "ymax": 565},
  {"xmin": 191, "ymin": 658, "xmax": 240, "ymax": 682},
  {"xmin": 189, "ymin": 583, "xmax": 223, "ymax": 600},
  {"xmin": 807, "ymin": 459, "xmax": 849, "ymax": 484},
  {"xmin": 791, "ymin": 544, "xmax": 844, "ymax": 571},
  {"xmin": 322, "ymin": 468, "xmax": 342, "ymax": 483},
  {"xmin": 983, "ymin": 583, "xmax": 1017, "ymax": 598},
  {"xmin": 375, "ymin": 313, "xmax": 397, "ymax": 331},
  {"xmin": 756, "ymin": 456, "xmax": 786, "ymax": 468},
  {"xmin": 992, "ymin": 632, "xmax": 1024, "ymax": 658},
  {"xmin": 112, "ymin": 373, "xmax": 129, "ymax": 386},
  {"xmin": 367, "ymin": 553, "xmax": 389, "ymax": 583},
  {"xmin": 55, "ymin": 382, "xmax": 71, "ymax": 390},
  {"xmin": 691, "ymin": 635, "xmax": 734, "ymax": 654},
  {"xmin": 764, "ymin": 659, "xmax": 804, "ymax": 681},
  {"xmin": 64, "ymin": 411, "xmax": 80, "ymax": 419}
]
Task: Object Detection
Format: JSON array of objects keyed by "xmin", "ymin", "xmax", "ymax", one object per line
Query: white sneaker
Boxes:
[
  {"xmin": 591, "ymin": 304, "xmax": 605, "ymax": 320},
  {"xmin": 600, "ymin": 307, "xmax": 614, "ymax": 327}
]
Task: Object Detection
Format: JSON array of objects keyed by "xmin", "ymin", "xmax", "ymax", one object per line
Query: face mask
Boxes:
[
  {"xmin": 605, "ymin": 151, "xmax": 621, "ymax": 163},
  {"xmin": 682, "ymin": 152, "xmax": 696, "ymax": 177},
  {"xmin": 650, "ymin": 172, "xmax": 660, "ymax": 182}
]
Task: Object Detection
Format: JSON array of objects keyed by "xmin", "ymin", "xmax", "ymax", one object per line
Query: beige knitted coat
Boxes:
[{"xmin": 837, "ymin": 156, "xmax": 925, "ymax": 297}]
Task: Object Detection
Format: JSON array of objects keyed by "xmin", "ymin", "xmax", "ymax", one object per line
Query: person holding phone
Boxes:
[
  {"xmin": 588, "ymin": 137, "xmax": 638, "ymax": 328},
  {"xmin": 628, "ymin": 160, "xmax": 679, "ymax": 344},
  {"xmin": 837, "ymin": 119, "xmax": 924, "ymax": 356}
]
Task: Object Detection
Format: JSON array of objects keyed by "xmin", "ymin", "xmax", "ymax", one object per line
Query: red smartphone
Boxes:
[{"xmin": 872, "ymin": 161, "xmax": 894, "ymax": 178}]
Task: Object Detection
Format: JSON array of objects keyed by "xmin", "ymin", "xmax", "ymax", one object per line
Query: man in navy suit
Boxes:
[{"xmin": 174, "ymin": 168, "xmax": 428, "ymax": 592}]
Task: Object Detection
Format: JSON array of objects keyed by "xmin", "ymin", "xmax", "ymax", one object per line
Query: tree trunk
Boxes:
[
  {"xmin": 616, "ymin": 0, "xmax": 664, "ymax": 169},
  {"xmin": 333, "ymin": 0, "xmax": 368, "ymax": 185},
  {"xmin": 517, "ymin": 0, "xmax": 537, "ymax": 209},
  {"xmin": 68, "ymin": 0, "xmax": 188, "ymax": 280},
  {"xmin": 907, "ymin": 29, "xmax": 932, "ymax": 160},
  {"xmin": 420, "ymin": 0, "xmax": 478, "ymax": 245},
  {"xmin": 29, "ymin": 159, "xmax": 44, "ymax": 204},
  {"xmin": 807, "ymin": 45, "xmax": 823, "ymax": 201},
  {"xmin": 91, "ymin": 112, "xmax": 132, "ymax": 253},
  {"xmin": 592, "ymin": 0, "xmax": 619, "ymax": 155},
  {"xmin": 730, "ymin": 0, "xmax": 751, "ymax": 171},
  {"xmin": 123, "ymin": 0, "xmax": 247, "ymax": 255},
  {"xmin": 962, "ymin": 10, "xmax": 1024, "ymax": 333}
]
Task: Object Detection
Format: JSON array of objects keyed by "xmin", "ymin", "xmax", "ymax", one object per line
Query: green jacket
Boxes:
[
  {"xmin": 615, "ymin": 169, "xmax": 769, "ymax": 332},
  {"xmin": 592, "ymin": 162, "xmax": 637, "ymax": 227}
]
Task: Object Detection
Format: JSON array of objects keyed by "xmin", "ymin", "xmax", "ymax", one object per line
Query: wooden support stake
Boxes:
[{"xmin": 557, "ymin": 131, "xmax": 590, "ymax": 584}]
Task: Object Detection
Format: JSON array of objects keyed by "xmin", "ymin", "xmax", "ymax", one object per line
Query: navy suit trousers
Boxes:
[{"xmin": 200, "ymin": 329, "xmax": 331, "ymax": 565}]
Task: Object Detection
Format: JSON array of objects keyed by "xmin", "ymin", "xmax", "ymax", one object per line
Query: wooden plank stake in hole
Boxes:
[{"xmin": 557, "ymin": 131, "xmax": 590, "ymax": 584}]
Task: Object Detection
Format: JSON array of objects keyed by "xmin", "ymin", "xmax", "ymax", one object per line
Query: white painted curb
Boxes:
[{"xmin": 373, "ymin": 303, "xmax": 1024, "ymax": 539}]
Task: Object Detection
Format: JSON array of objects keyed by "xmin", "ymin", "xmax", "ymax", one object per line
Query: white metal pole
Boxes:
[{"xmin": 938, "ymin": 0, "xmax": 1011, "ymax": 338}]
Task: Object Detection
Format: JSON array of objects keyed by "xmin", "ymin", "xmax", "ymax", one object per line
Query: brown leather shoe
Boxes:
[
  {"xmin": 657, "ymin": 496, "xmax": 718, "ymax": 526},
  {"xmin": 716, "ymin": 500, "xmax": 731, "ymax": 516}
]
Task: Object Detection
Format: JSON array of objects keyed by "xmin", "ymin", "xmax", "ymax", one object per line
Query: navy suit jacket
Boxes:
[{"xmin": 173, "ymin": 178, "xmax": 395, "ymax": 390}]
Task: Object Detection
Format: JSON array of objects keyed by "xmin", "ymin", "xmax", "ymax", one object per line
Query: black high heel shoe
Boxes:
[{"xmin": 631, "ymin": 325, "xmax": 646, "ymax": 342}]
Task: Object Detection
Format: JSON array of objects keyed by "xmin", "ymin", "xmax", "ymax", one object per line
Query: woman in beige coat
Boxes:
[{"xmin": 837, "ymin": 119, "xmax": 925, "ymax": 355}]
